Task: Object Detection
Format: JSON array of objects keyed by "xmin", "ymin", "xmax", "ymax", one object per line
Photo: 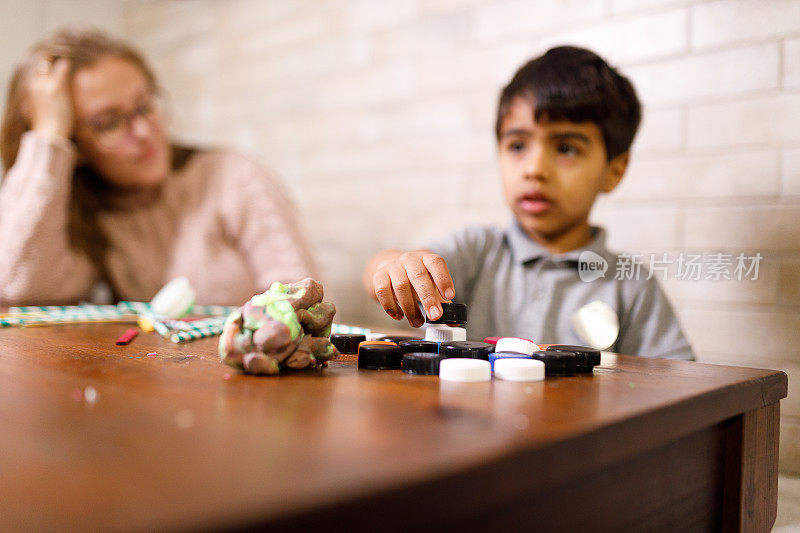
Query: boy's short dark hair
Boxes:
[{"xmin": 495, "ymin": 46, "xmax": 641, "ymax": 161}]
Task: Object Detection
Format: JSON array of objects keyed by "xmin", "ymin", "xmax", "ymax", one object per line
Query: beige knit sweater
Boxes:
[{"xmin": 0, "ymin": 131, "xmax": 319, "ymax": 306}]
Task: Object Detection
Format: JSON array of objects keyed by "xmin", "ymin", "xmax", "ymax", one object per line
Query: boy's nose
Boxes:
[
  {"xmin": 129, "ymin": 114, "xmax": 154, "ymax": 140},
  {"xmin": 523, "ymin": 146, "xmax": 549, "ymax": 180}
]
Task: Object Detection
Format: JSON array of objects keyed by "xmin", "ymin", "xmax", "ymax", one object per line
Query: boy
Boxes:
[{"xmin": 362, "ymin": 46, "xmax": 693, "ymax": 360}]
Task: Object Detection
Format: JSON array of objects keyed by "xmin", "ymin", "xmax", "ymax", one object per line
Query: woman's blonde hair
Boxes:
[{"xmin": 0, "ymin": 27, "xmax": 157, "ymax": 170}]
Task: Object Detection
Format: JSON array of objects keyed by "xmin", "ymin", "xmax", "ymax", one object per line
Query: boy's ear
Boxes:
[{"xmin": 601, "ymin": 151, "xmax": 630, "ymax": 193}]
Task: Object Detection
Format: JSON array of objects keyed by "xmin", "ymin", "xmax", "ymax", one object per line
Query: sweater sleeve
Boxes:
[
  {"xmin": 221, "ymin": 154, "xmax": 320, "ymax": 290},
  {"xmin": 0, "ymin": 131, "xmax": 97, "ymax": 305}
]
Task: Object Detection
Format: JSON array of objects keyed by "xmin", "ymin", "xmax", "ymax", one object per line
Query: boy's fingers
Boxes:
[
  {"xmin": 421, "ymin": 254, "xmax": 455, "ymax": 301},
  {"xmin": 373, "ymin": 270, "xmax": 402, "ymax": 320},
  {"xmin": 388, "ymin": 264, "xmax": 424, "ymax": 328},
  {"xmin": 402, "ymin": 254, "xmax": 442, "ymax": 322}
]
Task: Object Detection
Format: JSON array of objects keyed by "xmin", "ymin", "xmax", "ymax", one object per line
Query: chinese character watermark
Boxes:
[{"xmin": 578, "ymin": 251, "xmax": 763, "ymax": 282}]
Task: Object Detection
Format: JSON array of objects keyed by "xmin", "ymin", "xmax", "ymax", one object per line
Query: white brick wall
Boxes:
[{"xmin": 118, "ymin": 0, "xmax": 800, "ymax": 472}]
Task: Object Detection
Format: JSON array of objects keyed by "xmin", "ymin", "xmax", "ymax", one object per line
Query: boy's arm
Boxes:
[
  {"xmin": 362, "ymin": 249, "xmax": 455, "ymax": 328},
  {"xmin": 616, "ymin": 279, "xmax": 695, "ymax": 360}
]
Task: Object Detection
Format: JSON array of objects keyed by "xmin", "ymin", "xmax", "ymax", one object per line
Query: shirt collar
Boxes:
[{"xmin": 505, "ymin": 221, "xmax": 610, "ymax": 265}]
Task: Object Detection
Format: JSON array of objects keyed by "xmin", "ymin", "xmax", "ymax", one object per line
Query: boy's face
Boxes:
[{"xmin": 497, "ymin": 97, "xmax": 628, "ymax": 252}]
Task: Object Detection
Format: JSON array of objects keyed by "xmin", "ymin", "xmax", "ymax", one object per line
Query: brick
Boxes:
[
  {"xmin": 473, "ymin": 0, "xmax": 604, "ymax": 42},
  {"xmin": 680, "ymin": 306, "xmax": 800, "ymax": 363},
  {"xmin": 633, "ymin": 108, "xmax": 683, "ymax": 153},
  {"xmin": 415, "ymin": 41, "xmax": 537, "ymax": 97},
  {"xmin": 372, "ymin": 12, "xmax": 470, "ymax": 64},
  {"xmin": 317, "ymin": 62, "xmax": 418, "ymax": 110},
  {"xmin": 687, "ymin": 93, "xmax": 800, "ymax": 148},
  {"xmin": 540, "ymin": 9, "xmax": 687, "ymax": 64},
  {"xmin": 590, "ymin": 204, "xmax": 682, "ymax": 251},
  {"xmin": 779, "ymin": 258, "xmax": 800, "ymax": 306},
  {"xmin": 43, "ymin": 0, "xmax": 122, "ymax": 34},
  {"xmin": 787, "ymin": 37, "xmax": 800, "ymax": 87},
  {"xmin": 611, "ymin": 0, "xmax": 684, "ymax": 15},
  {"xmin": 683, "ymin": 205, "xmax": 800, "ymax": 251},
  {"xmin": 614, "ymin": 149, "xmax": 781, "ymax": 200},
  {"xmin": 784, "ymin": 148, "xmax": 800, "ymax": 196},
  {"xmin": 344, "ymin": 0, "xmax": 420, "ymax": 32},
  {"xmin": 662, "ymin": 252, "xmax": 780, "ymax": 305},
  {"xmin": 690, "ymin": 0, "xmax": 800, "ymax": 49},
  {"xmin": 627, "ymin": 43, "xmax": 780, "ymax": 104}
]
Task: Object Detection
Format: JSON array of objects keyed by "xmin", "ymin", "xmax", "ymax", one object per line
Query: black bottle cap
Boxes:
[
  {"xmin": 330, "ymin": 333, "xmax": 367, "ymax": 355},
  {"xmin": 546, "ymin": 344, "xmax": 601, "ymax": 372},
  {"xmin": 358, "ymin": 343, "xmax": 402, "ymax": 370},
  {"xmin": 402, "ymin": 352, "xmax": 445, "ymax": 375},
  {"xmin": 397, "ymin": 339, "xmax": 439, "ymax": 354},
  {"xmin": 377, "ymin": 335, "xmax": 423, "ymax": 343},
  {"xmin": 439, "ymin": 341, "xmax": 494, "ymax": 360},
  {"xmin": 425, "ymin": 302, "xmax": 467, "ymax": 325},
  {"xmin": 531, "ymin": 350, "xmax": 577, "ymax": 377}
]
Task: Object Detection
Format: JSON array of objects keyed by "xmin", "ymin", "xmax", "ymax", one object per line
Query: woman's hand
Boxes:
[{"xmin": 27, "ymin": 57, "xmax": 74, "ymax": 140}]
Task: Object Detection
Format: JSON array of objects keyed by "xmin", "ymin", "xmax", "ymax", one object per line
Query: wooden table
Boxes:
[{"xmin": 0, "ymin": 324, "xmax": 786, "ymax": 532}]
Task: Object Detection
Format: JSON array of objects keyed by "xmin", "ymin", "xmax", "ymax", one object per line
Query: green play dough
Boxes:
[{"xmin": 248, "ymin": 282, "xmax": 303, "ymax": 340}]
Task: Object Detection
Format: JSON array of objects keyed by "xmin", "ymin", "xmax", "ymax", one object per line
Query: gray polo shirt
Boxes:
[{"xmin": 425, "ymin": 223, "xmax": 694, "ymax": 360}]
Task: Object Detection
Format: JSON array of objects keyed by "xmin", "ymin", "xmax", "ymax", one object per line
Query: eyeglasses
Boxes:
[{"xmin": 83, "ymin": 91, "xmax": 165, "ymax": 147}]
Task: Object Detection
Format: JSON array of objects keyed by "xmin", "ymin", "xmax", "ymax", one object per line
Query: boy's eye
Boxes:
[
  {"xmin": 507, "ymin": 141, "xmax": 526, "ymax": 152},
  {"xmin": 557, "ymin": 143, "xmax": 580, "ymax": 156}
]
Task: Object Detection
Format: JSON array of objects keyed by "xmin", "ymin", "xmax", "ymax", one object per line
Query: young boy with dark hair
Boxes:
[{"xmin": 363, "ymin": 46, "xmax": 693, "ymax": 359}]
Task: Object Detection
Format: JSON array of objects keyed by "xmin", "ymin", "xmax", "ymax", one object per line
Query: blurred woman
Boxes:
[{"xmin": 0, "ymin": 28, "xmax": 318, "ymax": 306}]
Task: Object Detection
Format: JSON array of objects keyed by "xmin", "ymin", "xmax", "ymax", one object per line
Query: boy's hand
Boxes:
[{"xmin": 369, "ymin": 250, "xmax": 455, "ymax": 328}]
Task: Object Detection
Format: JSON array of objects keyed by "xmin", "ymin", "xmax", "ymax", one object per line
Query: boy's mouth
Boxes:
[{"xmin": 517, "ymin": 191, "xmax": 552, "ymax": 215}]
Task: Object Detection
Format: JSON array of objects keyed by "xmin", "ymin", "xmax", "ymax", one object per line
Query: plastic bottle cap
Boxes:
[
  {"xmin": 329, "ymin": 333, "xmax": 367, "ymax": 355},
  {"xmin": 546, "ymin": 344, "xmax": 601, "ymax": 372},
  {"xmin": 483, "ymin": 336, "xmax": 501, "ymax": 345},
  {"xmin": 397, "ymin": 339, "xmax": 439, "ymax": 354},
  {"xmin": 531, "ymin": 350, "xmax": 578, "ymax": 377},
  {"xmin": 425, "ymin": 325, "xmax": 466, "ymax": 342},
  {"xmin": 358, "ymin": 343, "xmax": 402, "ymax": 370},
  {"xmin": 425, "ymin": 302, "xmax": 467, "ymax": 325},
  {"xmin": 150, "ymin": 276, "xmax": 195, "ymax": 318},
  {"xmin": 402, "ymin": 352, "xmax": 445, "ymax": 375},
  {"xmin": 495, "ymin": 337, "xmax": 538, "ymax": 356},
  {"xmin": 439, "ymin": 341, "xmax": 494, "ymax": 360},
  {"xmin": 439, "ymin": 358, "xmax": 491, "ymax": 382},
  {"xmin": 494, "ymin": 358, "xmax": 545, "ymax": 381},
  {"xmin": 488, "ymin": 351, "xmax": 532, "ymax": 370},
  {"xmin": 377, "ymin": 335, "xmax": 423, "ymax": 343}
]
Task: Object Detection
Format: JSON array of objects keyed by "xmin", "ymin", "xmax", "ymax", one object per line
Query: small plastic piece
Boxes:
[
  {"xmin": 150, "ymin": 277, "xmax": 195, "ymax": 318},
  {"xmin": 425, "ymin": 325, "xmax": 466, "ymax": 342},
  {"xmin": 483, "ymin": 336, "xmax": 501, "ymax": 345},
  {"xmin": 489, "ymin": 351, "xmax": 532, "ymax": 370},
  {"xmin": 377, "ymin": 335, "xmax": 422, "ymax": 343},
  {"xmin": 397, "ymin": 339, "xmax": 439, "ymax": 354},
  {"xmin": 439, "ymin": 341, "xmax": 494, "ymax": 360},
  {"xmin": 439, "ymin": 358, "xmax": 491, "ymax": 382},
  {"xmin": 425, "ymin": 302, "xmax": 467, "ymax": 325},
  {"xmin": 494, "ymin": 358, "xmax": 545, "ymax": 381},
  {"xmin": 546, "ymin": 344, "xmax": 601, "ymax": 372},
  {"xmin": 531, "ymin": 350, "xmax": 578, "ymax": 377},
  {"xmin": 358, "ymin": 343, "xmax": 402, "ymax": 370},
  {"xmin": 115, "ymin": 328, "xmax": 139, "ymax": 345},
  {"xmin": 329, "ymin": 333, "xmax": 366, "ymax": 354},
  {"xmin": 402, "ymin": 352, "xmax": 445, "ymax": 375},
  {"xmin": 495, "ymin": 337, "xmax": 538, "ymax": 356}
]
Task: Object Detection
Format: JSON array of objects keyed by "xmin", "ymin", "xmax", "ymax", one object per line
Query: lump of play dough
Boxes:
[{"xmin": 219, "ymin": 278, "xmax": 339, "ymax": 375}]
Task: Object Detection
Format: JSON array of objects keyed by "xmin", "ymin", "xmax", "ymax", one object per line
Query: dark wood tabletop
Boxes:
[{"xmin": 0, "ymin": 323, "xmax": 787, "ymax": 532}]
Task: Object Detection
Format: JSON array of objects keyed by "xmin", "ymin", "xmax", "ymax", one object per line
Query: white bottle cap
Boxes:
[
  {"xmin": 150, "ymin": 276, "xmax": 195, "ymax": 318},
  {"xmin": 439, "ymin": 358, "xmax": 491, "ymax": 382},
  {"xmin": 425, "ymin": 325, "xmax": 467, "ymax": 342},
  {"xmin": 493, "ymin": 358, "xmax": 545, "ymax": 381},
  {"xmin": 494, "ymin": 337, "xmax": 537, "ymax": 355}
]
